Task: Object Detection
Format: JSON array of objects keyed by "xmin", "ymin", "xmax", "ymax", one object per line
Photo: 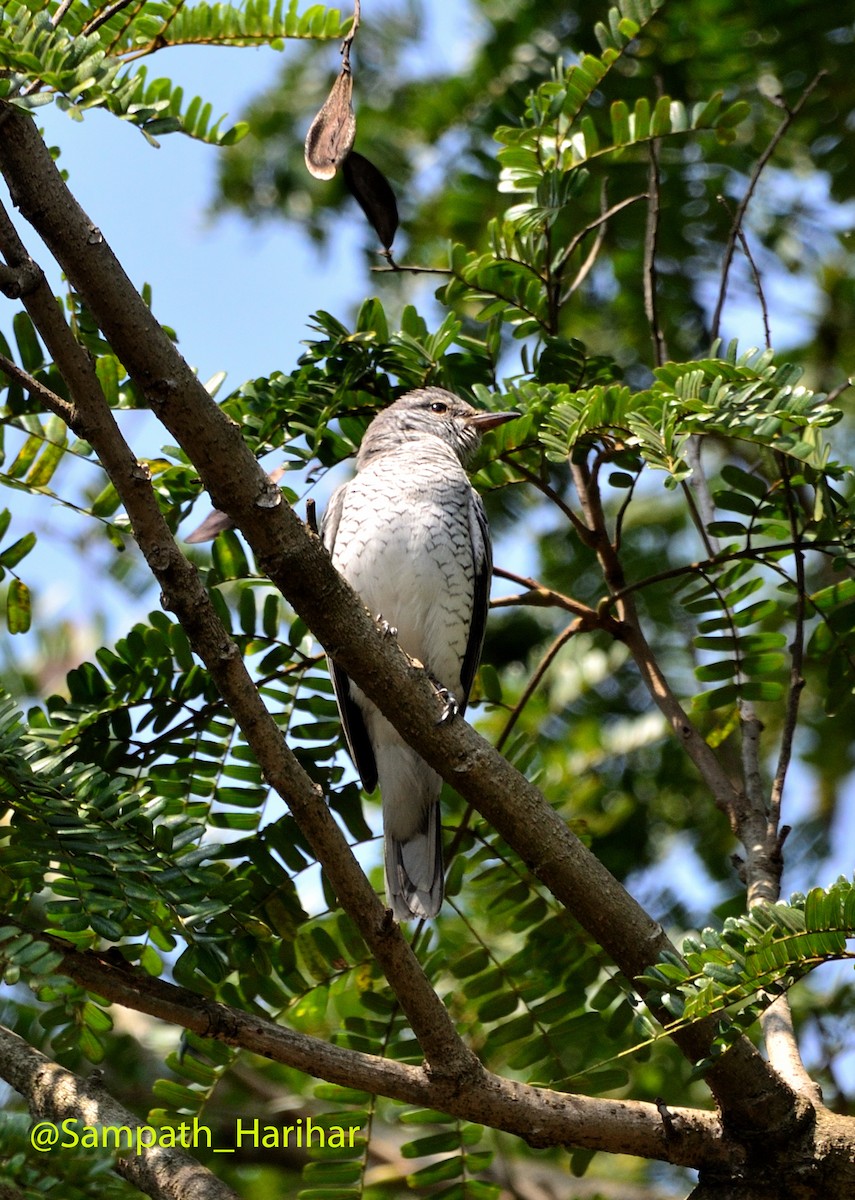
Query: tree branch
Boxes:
[
  {"xmin": 761, "ymin": 996, "xmax": 824, "ymax": 1108},
  {"xmin": 644, "ymin": 138, "xmax": 667, "ymax": 366},
  {"xmin": 768, "ymin": 462, "xmax": 806, "ymax": 855},
  {"xmin": 711, "ymin": 72, "xmax": 826, "ymax": 342},
  {"xmin": 496, "ymin": 621, "xmax": 580, "ymax": 749},
  {"xmin": 0, "ymin": 349, "xmax": 77, "ymax": 424}
]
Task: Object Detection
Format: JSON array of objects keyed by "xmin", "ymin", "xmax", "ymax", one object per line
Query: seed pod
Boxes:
[
  {"xmin": 343, "ymin": 150, "xmax": 399, "ymax": 250},
  {"xmin": 304, "ymin": 66, "xmax": 356, "ymax": 180}
]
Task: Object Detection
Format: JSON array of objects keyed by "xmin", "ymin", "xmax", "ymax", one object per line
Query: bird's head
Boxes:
[{"xmin": 356, "ymin": 388, "xmax": 519, "ymax": 468}]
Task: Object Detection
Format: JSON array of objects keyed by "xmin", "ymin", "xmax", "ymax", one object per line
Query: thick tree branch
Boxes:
[
  {"xmin": 0, "ymin": 102, "xmax": 805, "ymax": 1137},
  {"xmin": 0, "ymin": 1024, "xmax": 240, "ymax": 1200},
  {"xmin": 761, "ymin": 997, "xmax": 824, "ymax": 1107}
]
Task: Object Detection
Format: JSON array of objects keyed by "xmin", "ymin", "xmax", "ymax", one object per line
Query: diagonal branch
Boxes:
[
  {"xmin": 0, "ymin": 350, "xmax": 77, "ymax": 424},
  {"xmin": 711, "ymin": 72, "xmax": 826, "ymax": 342}
]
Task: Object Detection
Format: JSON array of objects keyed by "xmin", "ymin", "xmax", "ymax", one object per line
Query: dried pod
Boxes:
[
  {"xmin": 304, "ymin": 66, "xmax": 356, "ymax": 180},
  {"xmin": 342, "ymin": 150, "xmax": 399, "ymax": 250}
]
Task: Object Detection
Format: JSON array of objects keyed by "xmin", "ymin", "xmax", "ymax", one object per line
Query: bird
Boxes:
[{"xmin": 321, "ymin": 388, "xmax": 518, "ymax": 920}]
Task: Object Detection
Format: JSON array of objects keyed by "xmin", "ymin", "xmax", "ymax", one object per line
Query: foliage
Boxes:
[
  {"xmin": 641, "ymin": 877, "xmax": 855, "ymax": 1068},
  {"xmin": 1, "ymin": 1, "xmax": 855, "ymax": 1199}
]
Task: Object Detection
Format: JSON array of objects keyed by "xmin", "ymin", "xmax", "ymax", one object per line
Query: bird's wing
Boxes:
[
  {"xmin": 321, "ymin": 482, "xmax": 379, "ymax": 794},
  {"xmin": 459, "ymin": 488, "xmax": 493, "ymax": 712}
]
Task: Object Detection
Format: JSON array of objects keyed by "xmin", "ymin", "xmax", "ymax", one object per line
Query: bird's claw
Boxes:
[
  {"xmin": 434, "ymin": 686, "xmax": 459, "ymax": 726},
  {"xmin": 376, "ymin": 614, "xmax": 398, "ymax": 639}
]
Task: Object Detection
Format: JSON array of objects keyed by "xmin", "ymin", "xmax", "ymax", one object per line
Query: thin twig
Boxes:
[
  {"xmin": 569, "ymin": 455, "xmax": 745, "ymax": 820},
  {"xmin": 682, "ymin": 439, "xmax": 719, "ymax": 559},
  {"xmin": 769, "ymin": 459, "xmax": 806, "ymax": 845},
  {"xmin": 644, "ymin": 137, "xmax": 667, "ymax": 366},
  {"xmin": 560, "ymin": 216, "xmax": 607, "ymax": 302},
  {"xmin": 341, "ymin": 0, "xmax": 360, "ymax": 63},
  {"xmin": 0, "ymin": 352, "xmax": 77, "ymax": 425},
  {"xmin": 603, "ymin": 539, "xmax": 836, "ymax": 612},
  {"xmin": 555, "ymin": 191, "xmax": 647, "ymax": 283},
  {"xmin": 502, "ymin": 454, "xmax": 595, "ymax": 542},
  {"xmin": 50, "ymin": 0, "xmax": 76, "ymax": 27},
  {"xmin": 443, "ymin": 618, "xmax": 583, "ymax": 874},
  {"xmin": 711, "ymin": 72, "xmax": 826, "ymax": 342},
  {"xmin": 496, "ymin": 621, "xmax": 581, "ymax": 751},
  {"xmin": 825, "ymin": 376, "xmax": 853, "ymax": 405},
  {"xmin": 612, "ymin": 462, "xmax": 643, "ymax": 552},
  {"xmin": 372, "ymin": 258, "xmax": 453, "ymax": 275},
  {"xmin": 490, "ymin": 575, "xmax": 599, "ymax": 622},
  {"xmin": 717, "ymin": 194, "xmax": 772, "ymax": 350},
  {"xmin": 492, "ymin": 565, "xmax": 547, "ymax": 591},
  {"xmin": 81, "ymin": 0, "xmax": 136, "ymax": 37}
]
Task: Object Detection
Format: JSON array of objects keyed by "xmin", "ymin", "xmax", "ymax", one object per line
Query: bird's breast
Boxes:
[{"xmin": 330, "ymin": 453, "xmax": 477, "ymax": 690}]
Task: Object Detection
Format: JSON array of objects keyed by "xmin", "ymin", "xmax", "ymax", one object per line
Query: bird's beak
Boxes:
[{"xmin": 466, "ymin": 409, "xmax": 521, "ymax": 432}]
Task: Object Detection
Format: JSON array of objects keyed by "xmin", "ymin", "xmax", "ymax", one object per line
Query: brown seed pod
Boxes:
[
  {"xmin": 342, "ymin": 150, "xmax": 399, "ymax": 250},
  {"xmin": 304, "ymin": 66, "xmax": 356, "ymax": 181}
]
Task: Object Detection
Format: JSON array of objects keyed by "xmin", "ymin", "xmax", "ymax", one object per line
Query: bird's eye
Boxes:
[{"xmin": 429, "ymin": 401, "xmax": 448, "ymax": 414}]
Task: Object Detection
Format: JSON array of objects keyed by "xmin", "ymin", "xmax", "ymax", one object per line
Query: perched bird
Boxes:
[{"xmin": 321, "ymin": 388, "xmax": 518, "ymax": 920}]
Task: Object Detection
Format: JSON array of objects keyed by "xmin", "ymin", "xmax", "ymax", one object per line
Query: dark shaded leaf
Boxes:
[{"xmin": 342, "ymin": 151, "xmax": 399, "ymax": 250}]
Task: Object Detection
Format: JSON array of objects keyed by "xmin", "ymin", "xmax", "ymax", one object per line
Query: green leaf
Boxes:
[
  {"xmin": 211, "ymin": 529, "xmax": 250, "ymax": 580},
  {"xmin": 6, "ymin": 579, "xmax": 31, "ymax": 633},
  {"xmin": 0, "ymin": 532, "xmax": 36, "ymax": 569}
]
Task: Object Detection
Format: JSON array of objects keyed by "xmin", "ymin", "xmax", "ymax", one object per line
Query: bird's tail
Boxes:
[{"xmin": 384, "ymin": 801, "xmax": 444, "ymax": 920}]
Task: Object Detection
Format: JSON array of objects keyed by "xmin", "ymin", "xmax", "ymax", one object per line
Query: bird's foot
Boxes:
[
  {"xmin": 432, "ymin": 683, "xmax": 460, "ymax": 726},
  {"xmin": 375, "ymin": 614, "xmax": 398, "ymax": 639}
]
